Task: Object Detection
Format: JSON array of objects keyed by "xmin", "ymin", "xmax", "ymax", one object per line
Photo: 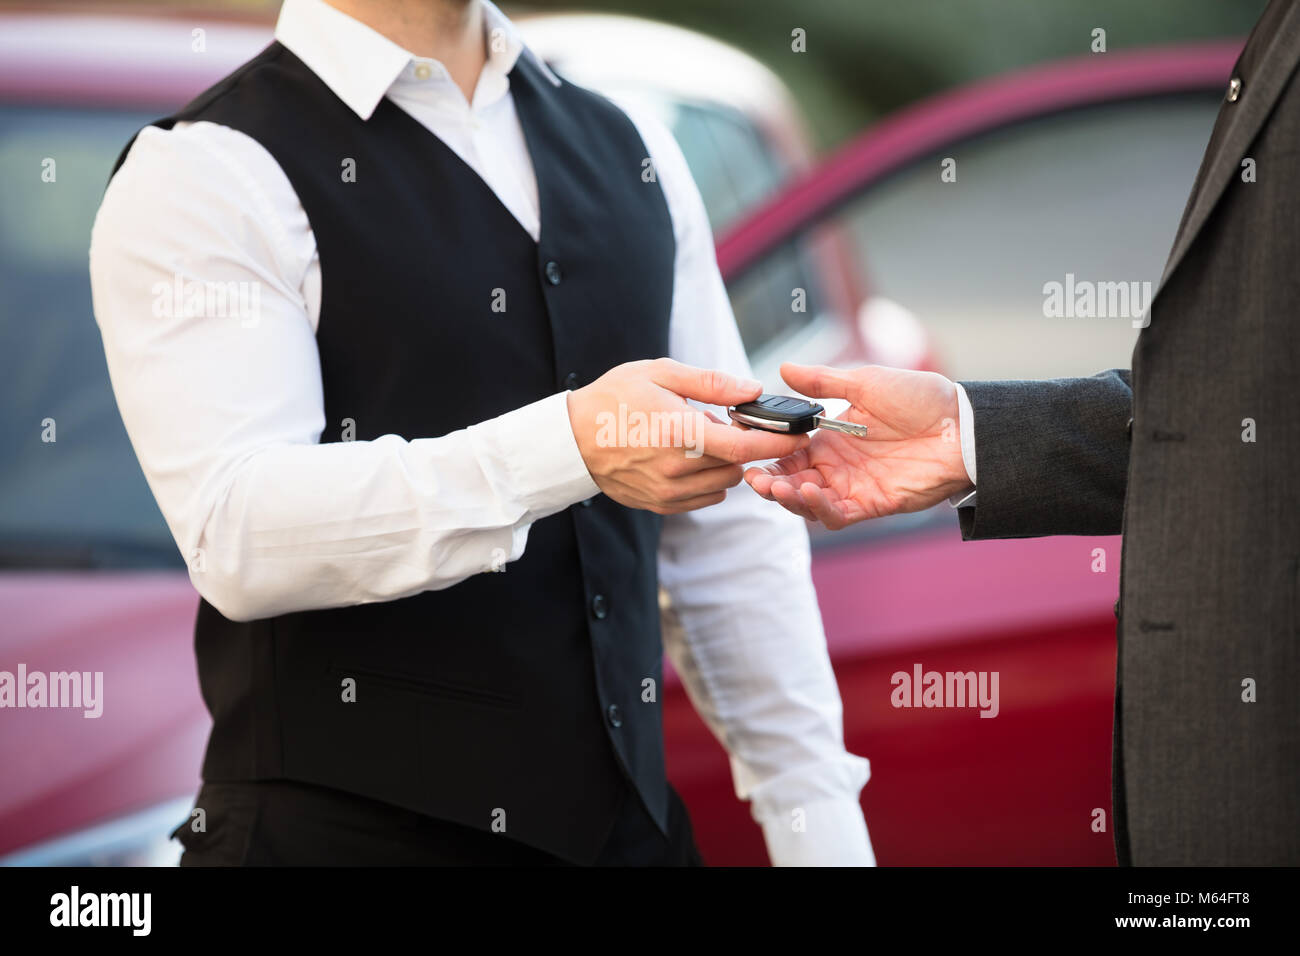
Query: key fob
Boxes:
[{"xmin": 728, "ymin": 394, "xmax": 825, "ymax": 434}]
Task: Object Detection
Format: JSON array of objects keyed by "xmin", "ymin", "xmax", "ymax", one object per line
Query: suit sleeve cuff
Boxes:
[{"xmin": 758, "ymin": 796, "xmax": 876, "ymax": 867}]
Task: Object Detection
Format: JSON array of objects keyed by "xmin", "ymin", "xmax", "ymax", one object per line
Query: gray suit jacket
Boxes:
[{"xmin": 958, "ymin": 0, "xmax": 1300, "ymax": 865}]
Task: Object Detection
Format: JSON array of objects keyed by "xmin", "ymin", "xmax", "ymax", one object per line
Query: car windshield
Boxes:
[{"xmin": 0, "ymin": 103, "xmax": 182, "ymax": 569}]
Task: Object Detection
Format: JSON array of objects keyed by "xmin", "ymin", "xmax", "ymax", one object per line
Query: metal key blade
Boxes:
[{"xmin": 814, "ymin": 416, "xmax": 868, "ymax": 438}]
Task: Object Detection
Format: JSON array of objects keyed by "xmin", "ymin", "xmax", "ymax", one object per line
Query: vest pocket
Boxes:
[{"xmin": 327, "ymin": 663, "xmax": 520, "ymax": 710}]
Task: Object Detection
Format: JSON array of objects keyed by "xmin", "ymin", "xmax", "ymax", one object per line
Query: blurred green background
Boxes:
[{"xmin": 18, "ymin": 0, "xmax": 1268, "ymax": 147}]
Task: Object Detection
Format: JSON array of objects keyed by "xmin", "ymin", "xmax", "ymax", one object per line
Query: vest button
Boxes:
[
  {"xmin": 591, "ymin": 593, "xmax": 608, "ymax": 619},
  {"xmin": 563, "ymin": 371, "xmax": 579, "ymax": 390},
  {"xmin": 606, "ymin": 704, "xmax": 623, "ymax": 728},
  {"xmin": 544, "ymin": 260, "xmax": 563, "ymax": 285}
]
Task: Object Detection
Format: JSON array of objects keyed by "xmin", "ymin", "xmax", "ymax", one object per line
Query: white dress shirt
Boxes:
[{"xmin": 89, "ymin": 0, "xmax": 872, "ymax": 865}]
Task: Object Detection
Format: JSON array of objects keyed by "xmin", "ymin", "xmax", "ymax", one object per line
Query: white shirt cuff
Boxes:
[
  {"xmin": 466, "ymin": 391, "xmax": 600, "ymax": 516},
  {"xmin": 947, "ymin": 382, "xmax": 978, "ymax": 508},
  {"xmin": 758, "ymin": 796, "xmax": 876, "ymax": 866}
]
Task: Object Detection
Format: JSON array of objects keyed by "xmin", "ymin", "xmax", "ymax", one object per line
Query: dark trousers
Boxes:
[{"xmin": 173, "ymin": 777, "xmax": 703, "ymax": 866}]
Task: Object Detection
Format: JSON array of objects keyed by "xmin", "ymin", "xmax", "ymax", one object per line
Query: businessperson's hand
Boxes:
[
  {"xmin": 568, "ymin": 358, "xmax": 811, "ymax": 515},
  {"xmin": 743, "ymin": 363, "xmax": 972, "ymax": 529}
]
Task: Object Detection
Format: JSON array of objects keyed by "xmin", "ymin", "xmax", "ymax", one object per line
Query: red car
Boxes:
[
  {"xmin": 680, "ymin": 40, "xmax": 1241, "ymax": 866},
  {"xmin": 0, "ymin": 7, "xmax": 1239, "ymax": 865}
]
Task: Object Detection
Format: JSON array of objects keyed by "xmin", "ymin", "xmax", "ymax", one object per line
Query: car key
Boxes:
[{"xmin": 727, "ymin": 394, "xmax": 868, "ymax": 438}]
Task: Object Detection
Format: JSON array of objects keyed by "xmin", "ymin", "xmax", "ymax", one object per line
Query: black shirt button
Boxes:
[
  {"xmin": 591, "ymin": 594, "xmax": 608, "ymax": 620},
  {"xmin": 563, "ymin": 371, "xmax": 579, "ymax": 390},
  {"xmin": 607, "ymin": 704, "xmax": 623, "ymax": 728},
  {"xmin": 545, "ymin": 260, "xmax": 562, "ymax": 285}
]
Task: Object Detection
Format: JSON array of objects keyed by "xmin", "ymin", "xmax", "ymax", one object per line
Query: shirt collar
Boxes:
[{"xmin": 274, "ymin": 0, "xmax": 560, "ymax": 121}]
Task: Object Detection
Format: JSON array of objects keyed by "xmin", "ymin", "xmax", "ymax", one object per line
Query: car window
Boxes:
[
  {"xmin": 837, "ymin": 93, "xmax": 1222, "ymax": 380},
  {"xmin": 0, "ymin": 104, "xmax": 181, "ymax": 569},
  {"xmin": 667, "ymin": 100, "xmax": 788, "ymax": 232},
  {"xmin": 664, "ymin": 101, "xmax": 844, "ymax": 365}
]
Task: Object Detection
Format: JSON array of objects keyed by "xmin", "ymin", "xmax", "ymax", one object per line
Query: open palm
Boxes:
[{"xmin": 744, "ymin": 363, "xmax": 973, "ymax": 529}]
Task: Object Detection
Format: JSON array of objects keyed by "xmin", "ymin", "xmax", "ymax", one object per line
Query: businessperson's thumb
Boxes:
[{"xmin": 778, "ymin": 362, "xmax": 866, "ymax": 403}]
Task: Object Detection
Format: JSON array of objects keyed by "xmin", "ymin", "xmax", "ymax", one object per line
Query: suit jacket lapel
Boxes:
[{"xmin": 1156, "ymin": 0, "xmax": 1300, "ymax": 298}]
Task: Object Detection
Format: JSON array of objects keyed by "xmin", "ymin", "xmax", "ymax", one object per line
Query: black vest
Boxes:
[{"xmin": 112, "ymin": 43, "xmax": 675, "ymax": 863}]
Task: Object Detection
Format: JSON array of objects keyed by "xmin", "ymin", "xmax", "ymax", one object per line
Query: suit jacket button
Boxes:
[
  {"xmin": 591, "ymin": 594, "xmax": 608, "ymax": 620},
  {"xmin": 545, "ymin": 260, "xmax": 563, "ymax": 285},
  {"xmin": 1126, "ymin": 417, "xmax": 1133, "ymax": 439},
  {"xmin": 1113, "ymin": 599, "xmax": 1120, "ymax": 619},
  {"xmin": 563, "ymin": 371, "xmax": 579, "ymax": 390},
  {"xmin": 607, "ymin": 704, "xmax": 623, "ymax": 728},
  {"xmin": 1227, "ymin": 76, "xmax": 1242, "ymax": 102}
]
